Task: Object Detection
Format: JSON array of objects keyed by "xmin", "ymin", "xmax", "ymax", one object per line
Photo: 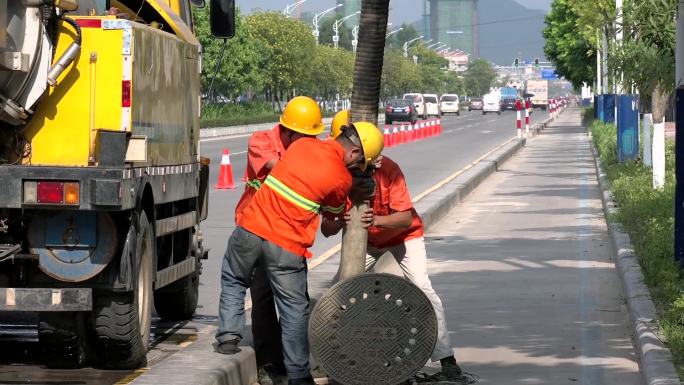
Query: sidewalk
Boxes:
[{"xmin": 419, "ymin": 108, "xmax": 642, "ymax": 383}]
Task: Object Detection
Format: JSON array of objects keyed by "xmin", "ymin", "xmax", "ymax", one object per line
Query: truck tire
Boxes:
[
  {"xmin": 154, "ymin": 272, "xmax": 199, "ymax": 320},
  {"xmin": 93, "ymin": 210, "xmax": 153, "ymax": 369},
  {"xmin": 39, "ymin": 312, "xmax": 90, "ymax": 368}
]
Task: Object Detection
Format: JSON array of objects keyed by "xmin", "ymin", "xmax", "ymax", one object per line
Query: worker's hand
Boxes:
[
  {"xmin": 344, "ymin": 205, "xmax": 375, "ymax": 228},
  {"xmin": 349, "ymin": 176, "xmax": 376, "ymax": 202},
  {"xmin": 373, "ymin": 155, "xmax": 384, "ymax": 169}
]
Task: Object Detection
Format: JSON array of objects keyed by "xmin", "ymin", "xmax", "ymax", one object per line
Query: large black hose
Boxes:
[
  {"xmin": 350, "ymin": 0, "xmax": 390, "ymax": 126},
  {"xmin": 339, "ymin": 0, "xmax": 390, "ymax": 281}
]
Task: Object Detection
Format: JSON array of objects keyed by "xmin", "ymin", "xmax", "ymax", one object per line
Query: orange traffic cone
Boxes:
[
  {"xmin": 392, "ymin": 124, "xmax": 399, "ymax": 145},
  {"xmin": 216, "ymin": 148, "xmax": 235, "ymax": 189},
  {"xmin": 241, "ymin": 166, "xmax": 249, "ymax": 182},
  {"xmin": 437, "ymin": 118, "xmax": 442, "ymax": 135},
  {"xmin": 384, "ymin": 125, "xmax": 394, "ymax": 148}
]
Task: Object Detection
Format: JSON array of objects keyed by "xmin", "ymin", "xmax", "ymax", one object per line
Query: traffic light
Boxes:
[
  {"xmin": 534, "ymin": 58, "xmax": 540, "ymax": 68},
  {"xmin": 514, "ymin": 58, "xmax": 519, "ymax": 67}
]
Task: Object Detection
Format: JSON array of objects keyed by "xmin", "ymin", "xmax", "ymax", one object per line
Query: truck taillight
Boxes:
[
  {"xmin": 122, "ymin": 80, "xmax": 131, "ymax": 107},
  {"xmin": 23, "ymin": 181, "xmax": 80, "ymax": 205},
  {"xmin": 37, "ymin": 182, "xmax": 63, "ymax": 204}
]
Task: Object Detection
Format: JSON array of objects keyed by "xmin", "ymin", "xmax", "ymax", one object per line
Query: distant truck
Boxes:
[{"xmin": 526, "ymin": 80, "xmax": 549, "ymax": 111}]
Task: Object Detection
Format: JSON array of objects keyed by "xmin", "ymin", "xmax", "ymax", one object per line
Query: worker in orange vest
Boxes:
[
  {"xmin": 234, "ymin": 96, "xmax": 324, "ymax": 384},
  {"xmin": 321, "ymin": 116, "xmax": 476, "ymax": 385},
  {"xmin": 216, "ymin": 121, "xmax": 384, "ymax": 385}
]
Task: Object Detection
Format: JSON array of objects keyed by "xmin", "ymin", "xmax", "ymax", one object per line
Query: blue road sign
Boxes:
[{"xmin": 541, "ymin": 69, "xmax": 558, "ymax": 79}]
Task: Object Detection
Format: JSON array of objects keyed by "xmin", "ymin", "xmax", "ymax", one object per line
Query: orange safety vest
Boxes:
[{"xmin": 239, "ymin": 138, "xmax": 351, "ymax": 257}]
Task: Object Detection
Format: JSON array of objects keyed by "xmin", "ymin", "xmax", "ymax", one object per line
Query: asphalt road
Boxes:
[{"xmin": 197, "ymin": 109, "xmax": 549, "ymax": 318}]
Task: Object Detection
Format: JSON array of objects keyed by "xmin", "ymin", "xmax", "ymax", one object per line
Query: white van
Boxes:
[
  {"xmin": 403, "ymin": 93, "xmax": 427, "ymax": 119},
  {"xmin": 482, "ymin": 93, "xmax": 501, "ymax": 115},
  {"xmin": 423, "ymin": 94, "xmax": 440, "ymax": 117},
  {"xmin": 440, "ymin": 94, "xmax": 460, "ymax": 116}
]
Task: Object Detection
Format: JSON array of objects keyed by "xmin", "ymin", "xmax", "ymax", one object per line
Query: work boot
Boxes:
[
  {"xmin": 288, "ymin": 375, "xmax": 316, "ymax": 385},
  {"xmin": 216, "ymin": 339, "xmax": 240, "ymax": 355},
  {"xmin": 258, "ymin": 364, "xmax": 282, "ymax": 385}
]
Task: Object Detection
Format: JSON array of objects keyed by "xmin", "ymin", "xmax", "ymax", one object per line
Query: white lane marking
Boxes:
[{"xmin": 200, "ymin": 133, "xmax": 253, "ymax": 142}]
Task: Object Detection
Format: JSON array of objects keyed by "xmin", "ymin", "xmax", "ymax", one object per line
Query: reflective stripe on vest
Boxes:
[
  {"xmin": 264, "ymin": 175, "xmax": 321, "ymax": 213},
  {"xmin": 321, "ymin": 203, "xmax": 345, "ymax": 214}
]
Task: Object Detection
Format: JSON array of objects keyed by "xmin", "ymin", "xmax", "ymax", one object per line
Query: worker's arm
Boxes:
[
  {"xmin": 373, "ymin": 210, "xmax": 412, "ymax": 229},
  {"xmin": 321, "ymin": 204, "xmax": 375, "ymax": 237},
  {"xmin": 248, "ymin": 132, "xmax": 280, "ymax": 179}
]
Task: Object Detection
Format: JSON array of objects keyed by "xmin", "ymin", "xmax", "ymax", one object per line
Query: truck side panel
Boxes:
[{"xmin": 131, "ymin": 25, "xmax": 200, "ymax": 167}]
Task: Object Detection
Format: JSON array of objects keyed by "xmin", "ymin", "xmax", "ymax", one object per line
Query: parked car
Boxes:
[
  {"xmin": 385, "ymin": 98, "xmax": 417, "ymax": 124},
  {"xmin": 403, "ymin": 93, "xmax": 427, "ymax": 119},
  {"xmin": 482, "ymin": 93, "xmax": 502, "ymax": 115},
  {"xmin": 440, "ymin": 94, "xmax": 460, "ymax": 116},
  {"xmin": 468, "ymin": 97, "xmax": 483, "ymax": 111},
  {"xmin": 423, "ymin": 94, "xmax": 440, "ymax": 117}
]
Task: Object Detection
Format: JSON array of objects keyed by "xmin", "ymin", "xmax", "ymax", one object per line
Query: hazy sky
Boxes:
[{"xmin": 237, "ymin": 0, "xmax": 552, "ymax": 23}]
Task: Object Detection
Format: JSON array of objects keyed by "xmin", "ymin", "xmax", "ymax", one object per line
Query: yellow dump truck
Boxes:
[{"xmin": 0, "ymin": 0, "xmax": 233, "ymax": 369}]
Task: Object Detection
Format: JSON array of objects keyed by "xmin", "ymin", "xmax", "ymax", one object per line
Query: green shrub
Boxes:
[{"xmin": 590, "ymin": 120, "xmax": 684, "ymax": 374}]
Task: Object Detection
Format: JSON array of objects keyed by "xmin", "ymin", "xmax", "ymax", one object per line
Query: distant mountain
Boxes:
[{"xmin": 478, "ymin": 0, "xmax": 547, "ymax": 65}]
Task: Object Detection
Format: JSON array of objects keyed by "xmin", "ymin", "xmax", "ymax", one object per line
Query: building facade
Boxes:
[{"xmin": 424, "ymin": 0, "xmax": 479, "ymax": 58}]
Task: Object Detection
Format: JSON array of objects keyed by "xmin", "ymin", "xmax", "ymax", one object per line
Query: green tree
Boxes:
[
  {"xmin": 380, "ymin": 48, "xmax": 420, "ymax": 99},
  {"xmin": 193, "ymin": 7, "xmax": 265, "ymax": 101},
  {"xmin": 464, "ymin": 59, "xmax": 496, "ymax": 97},
  {"xmin": 305, "ymin": 45, "xmax": 355, "ymax": 101},
  {"xmin": 245, "ymin": 12, "xmax": 316, "ymax": 110},
  {"xmin": 386, "ymin": 24, "xmax": 420, "ymax": 50},
  {"xmin": 542, "ymin": 0, "xmax": 596, "ymax": 89}
]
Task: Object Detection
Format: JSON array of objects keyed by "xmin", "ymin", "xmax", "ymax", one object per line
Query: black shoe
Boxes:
[
  {"xmin": 413, "ymin": 371, "xmax": 479, "ymax": 384},
  {"xmin": 288, "ymin": 375, "xmax": 316, "ymax": 385},
  {"xmin": 258, "ymin": 364, "xmax": 282, "ymax": 385},
  {"xmin": 216, "ymin": 339, "xmax": 240, "ymax": 354}
]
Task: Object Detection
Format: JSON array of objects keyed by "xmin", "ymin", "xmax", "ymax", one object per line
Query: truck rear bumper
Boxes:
[{"xmin": 0, "ymin": 288, "xmax": 92, "ymax": 311}]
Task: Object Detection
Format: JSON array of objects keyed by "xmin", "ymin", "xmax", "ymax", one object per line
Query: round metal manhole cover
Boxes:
[{"xmin": 310, "ymin": 273, "xmax": 437, "ymax": 385}]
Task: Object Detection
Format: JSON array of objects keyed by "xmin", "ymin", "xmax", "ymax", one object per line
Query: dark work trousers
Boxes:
[{"xmin": 251, "ymin": 263, "xmax": 285, "ymax": 371}]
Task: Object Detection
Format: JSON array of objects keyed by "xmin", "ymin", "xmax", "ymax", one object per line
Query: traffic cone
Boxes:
[
  {"xmin": 428, "ymin": 120, "xmax": 434, "ymax": 137},
  {"xmin": 407, "ymin": 123, "xmax": 415, "ymax": 142},
  {"xmin": 383, "ymin": 125, "xmax": 393, "ymax": 148},
  {"xmin": 398, "ymin": 124, "xmax": 406, "ymax": 144},
  {"xmin": 215, "ymin": 148, "xmax": 235, "ymax": 189},
  {"xmin": 241, "ymin": 166, "xmax": 249, "ymax": 182},
  {"xmin": 392, "ymin": 124, "xmax": 399, "ymax": 145},
  {"xmin": 437, "ymin": 118, "xmax": 442, "ymax": 135}
]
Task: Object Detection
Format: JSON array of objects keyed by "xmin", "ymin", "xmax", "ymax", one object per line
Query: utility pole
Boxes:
[
  {"xmin": 596, "ymin": 29, "xmax": 602, "ymax": 95},
  {"xmin": 602, "ymin": 28, "xmax": 609, "ymax": 94},
  {"xmin": 674, "ymin": 0, "xmax": 684, "ymax": 266}
]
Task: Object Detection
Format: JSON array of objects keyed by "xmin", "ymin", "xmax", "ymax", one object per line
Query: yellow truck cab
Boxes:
[{"xmin": 0, "ymin": 0, "xmax": 233, "ymax": 369}]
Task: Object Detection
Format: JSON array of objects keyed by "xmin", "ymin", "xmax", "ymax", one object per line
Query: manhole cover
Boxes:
[{"xmin": 310, "ymin": 273, "xmax": 437, "ymax": 385}]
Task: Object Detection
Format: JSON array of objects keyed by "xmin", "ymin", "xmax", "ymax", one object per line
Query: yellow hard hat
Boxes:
[
  {"xmin": 331, "ymin": 109, "xmax": 350, "ymax": 139},
  {"xmin": 280, "ymin": 96, "xmax": 324, "ymax": 136},
  {"xmin": 349, "ymin": 121, "xmax": 384, "ymax": 171}
]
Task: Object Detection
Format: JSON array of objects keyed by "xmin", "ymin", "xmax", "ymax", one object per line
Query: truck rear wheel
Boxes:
[
  {"xmin": 93, "ymin": 210, "xmax": 153, "ymax": 369},
  {"xmin": 39, "ymin": 312, "xmax": 91, "ymax": 368}
]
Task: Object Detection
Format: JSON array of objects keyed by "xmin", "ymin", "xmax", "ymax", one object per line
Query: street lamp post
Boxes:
[
  {"xmin": 427, "ymin": 41, "xmax": 442, "ymax": 49},
  {"xmin": 434, "ymin": 44, "xmax": 448, "ymax": 52},
  {"xmin": 352, "ymin": 25, "xmax": 360, "ymax": 54},
  {"xmin": 283, "ymin": 0, "xmax": 307, "ymax": 17},
  {"xmin": 403, "ymin": 35, "xmax": 424, "ymax": 57},
  {"xmin": 333, "ymin": 11, "xmax": 360, "ymax": 49},
  {"xmin": 386, "ymin": 27, "xmax": 403, "ymax": 39},
  {"xmin": 312, "ymin": 4, "xmax": 342, "ymax": 45}
]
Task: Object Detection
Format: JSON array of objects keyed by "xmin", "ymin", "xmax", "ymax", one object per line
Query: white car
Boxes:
[
  {"xmin": 403, "ymin": 93, "xmax": 427, "ymax": 119},
  {"xmin": 423, "ymin": 94, "xmax": 440, "ymax": 117},
  {"xmin": 482, "ymin": 93, "xmax": 501, "ymax": 115},
  {"xmin": 440, "ymin": 94, "xmax": 460, "ymax": 116}
]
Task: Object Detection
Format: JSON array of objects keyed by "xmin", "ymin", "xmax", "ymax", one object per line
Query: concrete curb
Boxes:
[
  {"xmin": 130, "ymin": 326, "xmax": 258, "ymax": 385},
  {"xmin": 590, "ymin": 144, "xmax": 681, "ymax": 385},
  {"xmin": 416, "ymin": 138, "xmax": 527, "ymax": 230}
]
